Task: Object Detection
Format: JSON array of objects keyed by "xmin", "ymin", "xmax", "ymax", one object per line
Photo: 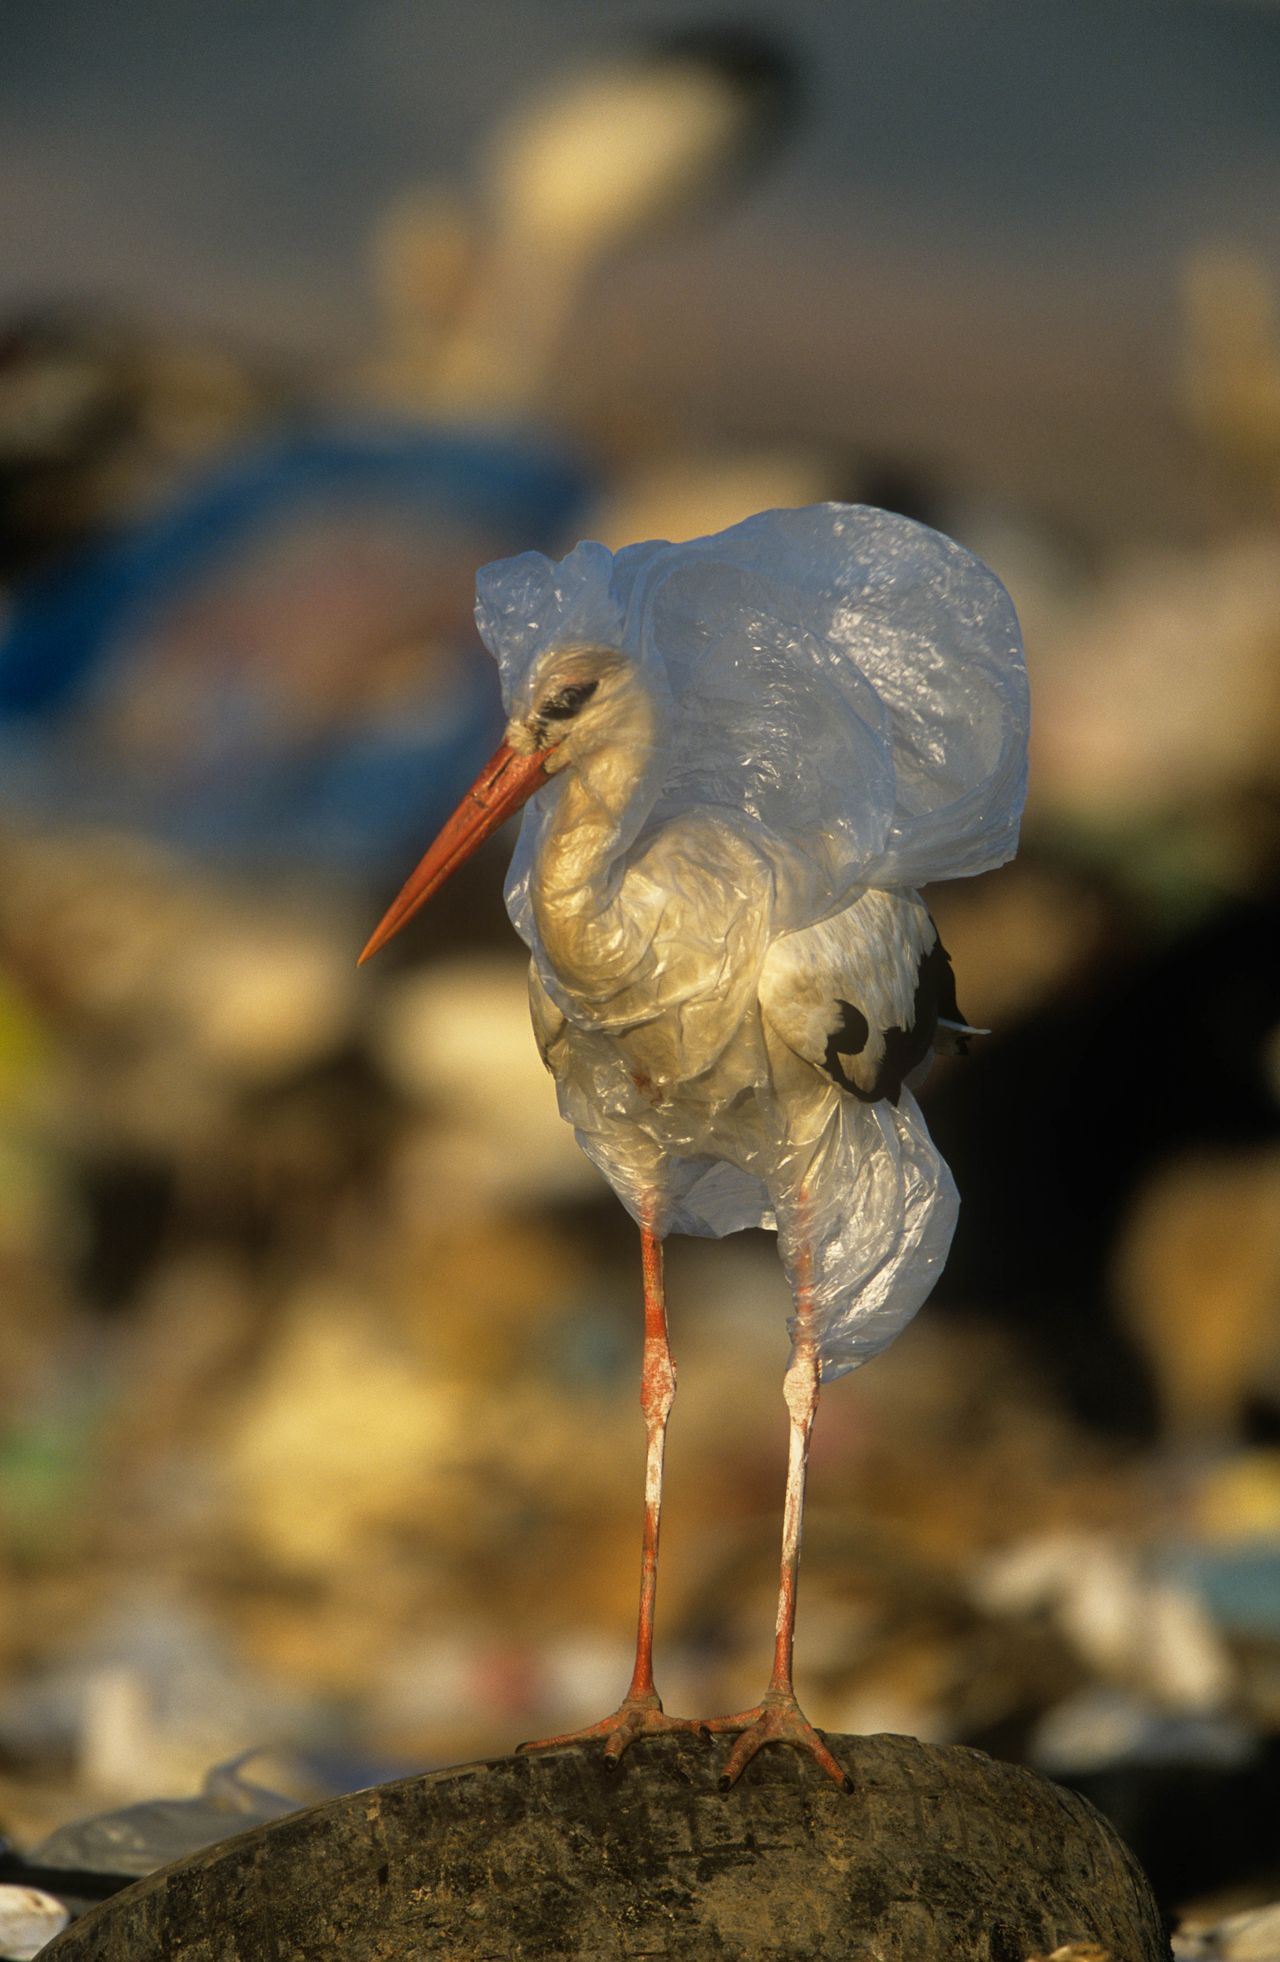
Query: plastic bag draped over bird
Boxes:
[
  {"xmin": 475, "ymin": 504, "xmax": 1028, "ymax": 1377},
  {"xmin": 479, "ymin": 503, "xmax": 1028, "ymax": 925}
]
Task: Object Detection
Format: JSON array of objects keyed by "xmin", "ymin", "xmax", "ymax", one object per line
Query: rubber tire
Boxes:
[{"xmin": 45, "ymin": 1731, "xmax": 1170, "ymax": 1960}]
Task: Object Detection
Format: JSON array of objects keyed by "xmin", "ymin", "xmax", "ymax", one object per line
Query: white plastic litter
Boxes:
[
  {"xmin": 1174, "ymin": 1902, "xmax": 1280, "ymax": 1960},
  {"xmin": 475, "ymin": 504, "xmax": 1028, "ymax": 1374},
  {"xmin": 32, "ymin": 1750, "xmax": 299, "ymax": 1880},
  {"xmin": 0, "ymin": 1886, "xmax": 69, "ymax": 1962},
  {"xmin": 1032, "ymin": 1689, "xmax": 1254, "ymax": 1778},
  {"xmin": 972, "ymin": 1532, "xmax": 1235, "ymax": 1710}
]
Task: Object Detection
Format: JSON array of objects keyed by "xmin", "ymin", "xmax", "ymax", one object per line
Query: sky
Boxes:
[
  {"xmin": 3, "ymin": 1, "xmax": 1278, "ymax": 542},
  {"xmin": 3, "ymin": 0, "xmax": 1278, "ymax": 349}
]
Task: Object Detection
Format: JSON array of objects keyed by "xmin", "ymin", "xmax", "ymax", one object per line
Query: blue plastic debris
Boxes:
[{"xmin": 0, "ymin": 422, "xmax": 590, "ymax": 866}]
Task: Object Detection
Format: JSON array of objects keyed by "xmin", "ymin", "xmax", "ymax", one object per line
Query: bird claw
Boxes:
[
  {"xmin": 518, "ymin": 1694, "xmax": 709, "ymax": 1765},
  {"xmin": 703, "ymin": 1692, "xmax": 853, "ymax": 1792}
]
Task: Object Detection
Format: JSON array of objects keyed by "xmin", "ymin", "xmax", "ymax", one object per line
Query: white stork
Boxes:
[{"xmin": 361, "ymin": 503, "xmax": 1028, "ymax": 1789}]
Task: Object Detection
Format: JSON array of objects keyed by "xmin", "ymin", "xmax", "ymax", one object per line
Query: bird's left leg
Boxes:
[
  {"xmin": 518, "ymin": 1220, "xmax": 705, "ymax": 1764},
  {"xmin": 704, "ymin": 1224, "xmax": 852, "ymax": 1792}
]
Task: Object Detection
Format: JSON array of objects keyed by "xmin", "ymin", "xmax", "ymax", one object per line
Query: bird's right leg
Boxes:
[
  {"xmin": 518, "ymin": 1220, "xmax": 705, "ymax": 1765},
  {"xmin": 702, "ymin": 1211, "xmax": 852, "ymax": 1792}
]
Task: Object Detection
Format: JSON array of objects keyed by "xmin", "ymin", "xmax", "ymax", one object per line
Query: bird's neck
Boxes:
[{"xmin": 531, "ymin": 709, "xmax": 666, "ymax": 1001}]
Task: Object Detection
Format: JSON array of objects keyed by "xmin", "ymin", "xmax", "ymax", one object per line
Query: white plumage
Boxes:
[{"xmin": 488, "ymin": 504, "xmax": 1027, "ymax": 1375}]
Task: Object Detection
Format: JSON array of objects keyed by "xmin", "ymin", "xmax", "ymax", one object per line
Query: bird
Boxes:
[{"xmin": 359, "ymin": 502, "xmax": 1028, "ymax": 1789}]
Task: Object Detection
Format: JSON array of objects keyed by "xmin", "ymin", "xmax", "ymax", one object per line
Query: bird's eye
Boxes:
[{"xmin": 540, "ymin": 679, "xmax": 599, "ymax": 721}]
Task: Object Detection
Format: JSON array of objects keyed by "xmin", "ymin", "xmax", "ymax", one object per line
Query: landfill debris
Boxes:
[
  {"xmin": 1032, "ymin": 1689, "xmax": 1256, "ymax": 1777},
  {"xmin": 970, "ymin": 1533, "xmax": 1235, "ymax": 1710},
  {"xmin": 0, "ymin": 1884, "xmax": 69, "ymax": 1962},
  {"xmin": 1174, "ymin": 1902, "xmax": 1280, "ymax": 1960},
  {"xmin": 31, "ymin": 1751, "xmax": 300, "ymax": 1881},
  {"xmin": 3, "ymin": 26, "xmax": 1280, "ymax": 1931}
]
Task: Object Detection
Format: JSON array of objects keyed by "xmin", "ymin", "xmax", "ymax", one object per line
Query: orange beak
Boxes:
[{"xmin": 358, "ymin": 739, "xmax": 552, "ymax": 965}]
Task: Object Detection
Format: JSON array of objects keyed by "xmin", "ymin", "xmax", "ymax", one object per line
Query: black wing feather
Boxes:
[{"xmin": 823, "ymin": 932, "xmax": 963, "ymax": 1107}]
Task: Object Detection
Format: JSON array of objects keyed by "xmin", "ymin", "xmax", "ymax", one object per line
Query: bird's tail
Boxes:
[{"xmin": 934, "ymin": 1015, "xmax": 990, "ymax": 1057}]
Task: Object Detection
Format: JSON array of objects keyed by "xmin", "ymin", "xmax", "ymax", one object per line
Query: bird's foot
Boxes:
[
  {"xmin": 703, "ymin": 1689, "xmax": 852, "ymax": 1792},
  {"xmin": 517, "ymin": 1691, "xmax": 708, "ymax": 1769}
]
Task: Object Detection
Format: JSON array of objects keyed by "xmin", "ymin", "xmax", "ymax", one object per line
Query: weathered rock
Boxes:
[{"xmin": 44, "ymin": 1732, "xmax": 1170, "ymax": 1960}]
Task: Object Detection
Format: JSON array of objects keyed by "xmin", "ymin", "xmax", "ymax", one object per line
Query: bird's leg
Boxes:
[
  {"xmin": 518, "ymin": 1222, "xmax": 705, "ymax": 1764},
  {"xmin": 629, "ymin": 1221, "xmax": 676, "ymax": 1705},
  {"xmin": 704, "ymin": 1227, "xmax": 852, "ymax": 1793}
]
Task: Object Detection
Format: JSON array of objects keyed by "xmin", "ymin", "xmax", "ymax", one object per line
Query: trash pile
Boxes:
[{"xmin": 1, "ymin": 26, "xmax": 1279, "ymax": 1959}]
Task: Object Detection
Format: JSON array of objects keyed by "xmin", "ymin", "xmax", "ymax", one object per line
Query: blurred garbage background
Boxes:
[{"xmin": 1, "ymin": 0, "xmax": 1279, "ymax": 1949}]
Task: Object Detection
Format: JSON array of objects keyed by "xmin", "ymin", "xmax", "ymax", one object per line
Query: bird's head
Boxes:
[
  {"xmin": 358, "ymin": 642, "xmax": 651, "ymax": 965},
  {"xmin": 504, "ymin": 642, "xmax": 660, "ymax": 770}
]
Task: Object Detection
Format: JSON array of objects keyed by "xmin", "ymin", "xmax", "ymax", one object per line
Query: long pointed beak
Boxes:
[{"xmin": 358, "ymin": 740, "xmax": 552, "ymax": 965}]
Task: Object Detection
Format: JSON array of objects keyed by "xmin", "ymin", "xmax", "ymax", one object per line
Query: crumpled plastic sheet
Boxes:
[
  {"xmin": 474, "ymin": 504, "xmax": 1029, "ymax": 1376},
  {"xmin": 30, "ymin": 1751, "xmax": 298, "ymax": 1881}
]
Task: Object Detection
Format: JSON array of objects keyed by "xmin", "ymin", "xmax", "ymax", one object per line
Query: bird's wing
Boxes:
[{"xmin": 759, "ymin": 888, "xmax": 976, "ymax": 1105}]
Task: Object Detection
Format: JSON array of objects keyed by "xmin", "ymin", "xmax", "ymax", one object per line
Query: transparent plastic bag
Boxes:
[{"xmin": 475, "ymin": 504, "xmax": 1027, "ymax": 1374}]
